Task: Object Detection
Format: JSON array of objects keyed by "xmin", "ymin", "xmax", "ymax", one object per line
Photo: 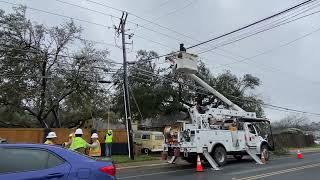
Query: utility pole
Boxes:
[{"xmin": 118, "ymin": 12, "xmax": 134, "ymax": 160}]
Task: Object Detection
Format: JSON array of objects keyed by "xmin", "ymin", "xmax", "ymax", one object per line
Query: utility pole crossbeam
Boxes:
[{"xmin": 119, "ymin": 12, "xmax": 134, "ymax": 160}]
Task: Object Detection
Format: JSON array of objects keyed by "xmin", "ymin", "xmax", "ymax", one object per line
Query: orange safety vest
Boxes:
[{"xmin": 89, "ymin": 140, "xmax": 101, "ymax": 157}]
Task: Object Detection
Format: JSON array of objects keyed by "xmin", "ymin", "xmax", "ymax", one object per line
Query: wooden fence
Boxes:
[{"xmin": 0, "ymin": 128, "xmax": 128, "ymax": 144}]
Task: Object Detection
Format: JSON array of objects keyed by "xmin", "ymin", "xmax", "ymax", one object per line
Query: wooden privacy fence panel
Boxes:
[
  {"xmin": 0, "ymin": 128, "xmax": 128, "ymax": 144},
  {"xmin": 0, "ymin": 128, "xmax": 43, "ymax": 144}
]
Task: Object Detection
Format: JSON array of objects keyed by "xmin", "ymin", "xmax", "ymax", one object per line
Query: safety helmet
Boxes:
[
  {"xmin": 91, "ymin": 133, "xmax": 99, "ymax": 139},
  {"xmin": 108, "ymin": 130, "xmax": 113, "ymax": 133},
  {"xmin": 75, "ymin": 128, "xmax": 83, "ymax": 135},
  {"xmin": 46, "ymin": 132, "xmax": 57, "ymax": 139}
]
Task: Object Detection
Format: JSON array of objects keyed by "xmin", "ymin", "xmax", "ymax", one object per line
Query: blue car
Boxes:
[{"xmin": 0, "ymin": 144, "xmax": 116, "ymax": 180}]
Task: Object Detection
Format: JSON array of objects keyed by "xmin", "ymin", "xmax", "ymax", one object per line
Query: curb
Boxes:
[{"xmin": 117, "ymin": 162, "xmax": 169, "ymax": 170}]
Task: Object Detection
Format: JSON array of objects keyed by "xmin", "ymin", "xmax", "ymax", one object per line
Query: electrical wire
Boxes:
[
  {"xmin": 185, "ymin": 0, "xmax": 317, "ymax": 50},
  {"xmin": 198, "ymin": 6, "xmax": 320, "ymax": 54},
  {"xmin": 0, "ymin": 0, "xmax": 113, "ymax": 29},
  {"xmin": 212, "ymin": 24, "xmax": 320, "ymax": 68},
  {"xmin": 0, "ymin": 45, "xmax": 123, "ymax": 65}
]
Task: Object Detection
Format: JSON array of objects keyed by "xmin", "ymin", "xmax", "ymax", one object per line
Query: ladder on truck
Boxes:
[{"xmin": 245, "ymin": 146, "xmax": 264, "ymax": 164}]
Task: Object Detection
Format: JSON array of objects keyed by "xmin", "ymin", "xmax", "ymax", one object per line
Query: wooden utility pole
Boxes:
[{"xmin": 119, "ymin": 12, "xmax": 134, "ymax": 160}]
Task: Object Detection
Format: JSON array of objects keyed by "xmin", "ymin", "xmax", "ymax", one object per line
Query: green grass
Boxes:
[
  {"xmin": 102, "ymin": 155, "xmax": 159, "ymax": 164},
  {"xmin": 287, "ymin": 144, "xmax": 320, "ymax": 150}
]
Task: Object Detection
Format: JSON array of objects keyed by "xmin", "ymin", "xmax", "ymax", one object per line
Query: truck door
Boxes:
[{"xmin": 244, "ymin": 123, "xmax": 258, "ymax": 147}]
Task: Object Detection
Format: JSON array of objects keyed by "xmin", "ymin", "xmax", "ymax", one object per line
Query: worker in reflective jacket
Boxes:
[
  {"xmin": 44, "ymin": 132, "xmax": 57, "ymax": 145},
  {"xmin": 88, "ymin": 133, "xmax": 101, "ymax": 157},
  {"xmin": 69, "ymin": 128, "xmax": 89, "ymax": 154},
  {"xmin": 105, "ymin": 130, "xmax": 113, "ymax": 157}
]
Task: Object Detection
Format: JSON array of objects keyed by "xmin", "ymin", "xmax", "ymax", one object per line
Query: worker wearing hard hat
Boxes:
[
  {"xmin": 105, "ymin": 130, "xmax": 113, "ymax": 157},
  {"xmin": 44, "ymin": 132, "xmax": 57, "ymax": 145},
  {"xmin": 88, "ymin": 133, "xmax": 101, "ymax": 157},
  {"xmin": 69, "ymin": 128, "xmax": 89, "ymax": 154}
]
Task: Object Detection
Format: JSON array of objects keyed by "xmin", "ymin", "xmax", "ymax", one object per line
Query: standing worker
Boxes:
[
  {"xmin": 88, "ymin": 133, "xmax": 101, "ymax": 157},
  {"xmin": 44, "ymin": 132, "xmax": 57, "ymax": 145},
  {"xmin": 105, "ymin": 130, "xmax": 113, "ymax": 157},
  {"xmin": 63, "ymin": 133, "xmax": 74, "ymax": 148},
  {"xmin": 69, "ymin": 128, "xmax": 89, "ymax": 154}
]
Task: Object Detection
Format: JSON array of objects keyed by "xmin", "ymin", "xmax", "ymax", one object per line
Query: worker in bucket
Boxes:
[
  {"xmin": 44, "ymin": 132, "xmax": 57, "ymax": 145},
  {"xmin": 69, "ymin": 128, "xmax": 89, "ymax": 154},
  {"xmin": 105, "ymin": 130, "xmax": 113, "ymax": 157},
  {"xmin": 88, "ymin": 133, "xmax": 101, "ymax": 157}
]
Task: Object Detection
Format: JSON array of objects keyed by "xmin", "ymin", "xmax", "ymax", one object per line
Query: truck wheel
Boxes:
[
  {"xmin": 260, "ymin": 144, "xmax": 270, "ymax": 161},
  {"xmin": 212, "ymin": 146, "xmax": 227, "ymax": 166},
  {"xmin": 144, "ymin": 148, "xmax": 150, "ymax": 155},
  {"xmin": 234, "ymin": 154, "xmax": 243, "ymax": 161}
]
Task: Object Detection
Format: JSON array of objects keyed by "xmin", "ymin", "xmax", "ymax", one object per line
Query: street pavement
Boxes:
[{"xmin": 117, "ymin": 152, "xmax": 320, "ymax": 180}]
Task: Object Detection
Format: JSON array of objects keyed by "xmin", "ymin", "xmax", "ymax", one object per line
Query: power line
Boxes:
[
  {"xmin": 198, "ymin": 7, "xmax": 320, "ymax": 54},
  {"xmin": 84, "ymin": 0, "xmax": 201, "ymax": 44},
  {"xmin": 0, "ymin": 0, "xmax": 113, "ymax": 29},
  {"xmin": 131, "ymin": 1, "xmax": 320, "ymax": 63},
  {"xmin": 144, "ymin": 0, "xmax": 198, "ymax": 22},
  {"xmin": 0, "ymin": 45, "xmax": 123, "ymax": 65},
  {"xmin": 207, "ymin": 0, "xmax": 320, "ymax": 52},
  {"xmin": 185, "ymin": 0, "xmax": 317, "ymax": 50},
  {"xmin": 214, "ymin": 24, "xmax": 320, "ymax": 69}
]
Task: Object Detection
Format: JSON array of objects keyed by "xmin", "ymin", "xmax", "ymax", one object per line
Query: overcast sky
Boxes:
[{"xmin": 2, "ymin": 0, "xmax": 320, "ymax": 122}]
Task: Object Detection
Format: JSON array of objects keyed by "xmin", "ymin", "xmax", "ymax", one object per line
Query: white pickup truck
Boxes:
[{"xmin": 163, "ymin": 49, "xmax": 274, "ymax": 170}]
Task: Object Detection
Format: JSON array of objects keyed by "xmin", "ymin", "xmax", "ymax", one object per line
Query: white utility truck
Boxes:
[{"xmin": 163, "ymin": 45, "xmax": 274, "ymax": 170}]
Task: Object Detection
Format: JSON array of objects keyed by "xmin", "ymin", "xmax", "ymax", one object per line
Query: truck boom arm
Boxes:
[{"xmin": 189, "ymin": 74, "xmax": 244, "ymax": 112}]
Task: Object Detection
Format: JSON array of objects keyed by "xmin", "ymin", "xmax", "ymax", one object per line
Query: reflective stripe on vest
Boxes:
[
  {"xmin": 69, "ymin": 137, "xmax": 87, "ymax": 150},
  {"xmin": 105, "ymin": 134, "xmax": 113, "ymax": 143},
  {"xmin": 89, "ymin": 140, "xmax": 101, "ymax": 157}
]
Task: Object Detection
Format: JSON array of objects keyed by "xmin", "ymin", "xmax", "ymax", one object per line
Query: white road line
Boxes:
[
  {"xmin": 117, "ymin": 163, "xmax": 169, "ymax": 170},
  {"xmin": 117, "ymin": 169, "xmax": 193, "ymax": 179},
  {"xmin": 235, "ymin": 162, "xmax": 320, "ymax": 180}
]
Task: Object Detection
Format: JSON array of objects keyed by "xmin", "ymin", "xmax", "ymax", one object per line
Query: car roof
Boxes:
[
  {"xmin": 0, "ymin": 143, "xmax": 92, "ymax": 163},
  {"xmin": 0, "ymin": 143, "xmax": 59, "ymax": 148}
]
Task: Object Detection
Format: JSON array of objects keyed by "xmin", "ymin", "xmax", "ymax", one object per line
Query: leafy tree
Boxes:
[{"xmin": 0, "ymin": 6, "xmax": 112, "ymax": 128}]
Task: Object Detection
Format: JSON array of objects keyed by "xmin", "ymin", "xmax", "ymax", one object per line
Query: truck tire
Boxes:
[
  {"xmin": 212, "ymin": 146, "xmax": 227, "ymax": 166},
  {"xmin": 233, "ymin": 154, "xmax": 243, "ymax": 161},
  {"xmin": 142, "ymin": 148, "xmax": 150, "ymax": 155},
  {"xmin": 260, "ymin": 144, "xmax": 270, "ymax": 161}
]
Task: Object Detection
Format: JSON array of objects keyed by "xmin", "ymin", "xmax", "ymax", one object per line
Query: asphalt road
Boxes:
[{"xmin": 117, "ymin": 152, "xmax": 320, "ymax": 180}]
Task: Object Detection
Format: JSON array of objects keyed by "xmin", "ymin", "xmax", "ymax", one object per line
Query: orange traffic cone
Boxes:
[
  {"xmin": 297, "ymin": 150, "xmax": 303, "ymax": 159},
  {"xmin": 196, "ymin": 155, "xmax": 203, "ymax": 172},
  {"xmin": 261, "ymin": 150, "xmax": 266, "ymax": 164}
]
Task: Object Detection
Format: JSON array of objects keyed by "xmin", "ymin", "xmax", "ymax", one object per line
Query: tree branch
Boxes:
[{"xmin": 41, "ymin": 89, "xmax": 75, "ymax": 120}]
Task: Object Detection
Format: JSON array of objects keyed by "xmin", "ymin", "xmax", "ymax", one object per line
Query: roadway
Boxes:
[{"xmin": 117, "ymin": 152, "xmax": 320, "ymax": 180}]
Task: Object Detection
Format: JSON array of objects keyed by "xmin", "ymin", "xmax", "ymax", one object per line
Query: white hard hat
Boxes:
[
  {"xmin": 75, "ymin": 128, "xmax": 83, "ymax": 135},
  {"xmin": 46, "ymin": 132, "xmax": 57, "ymax": 139},
  {"xmin": 91, "ymin": 133, "xmax": 98, "ymax": 139}
]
